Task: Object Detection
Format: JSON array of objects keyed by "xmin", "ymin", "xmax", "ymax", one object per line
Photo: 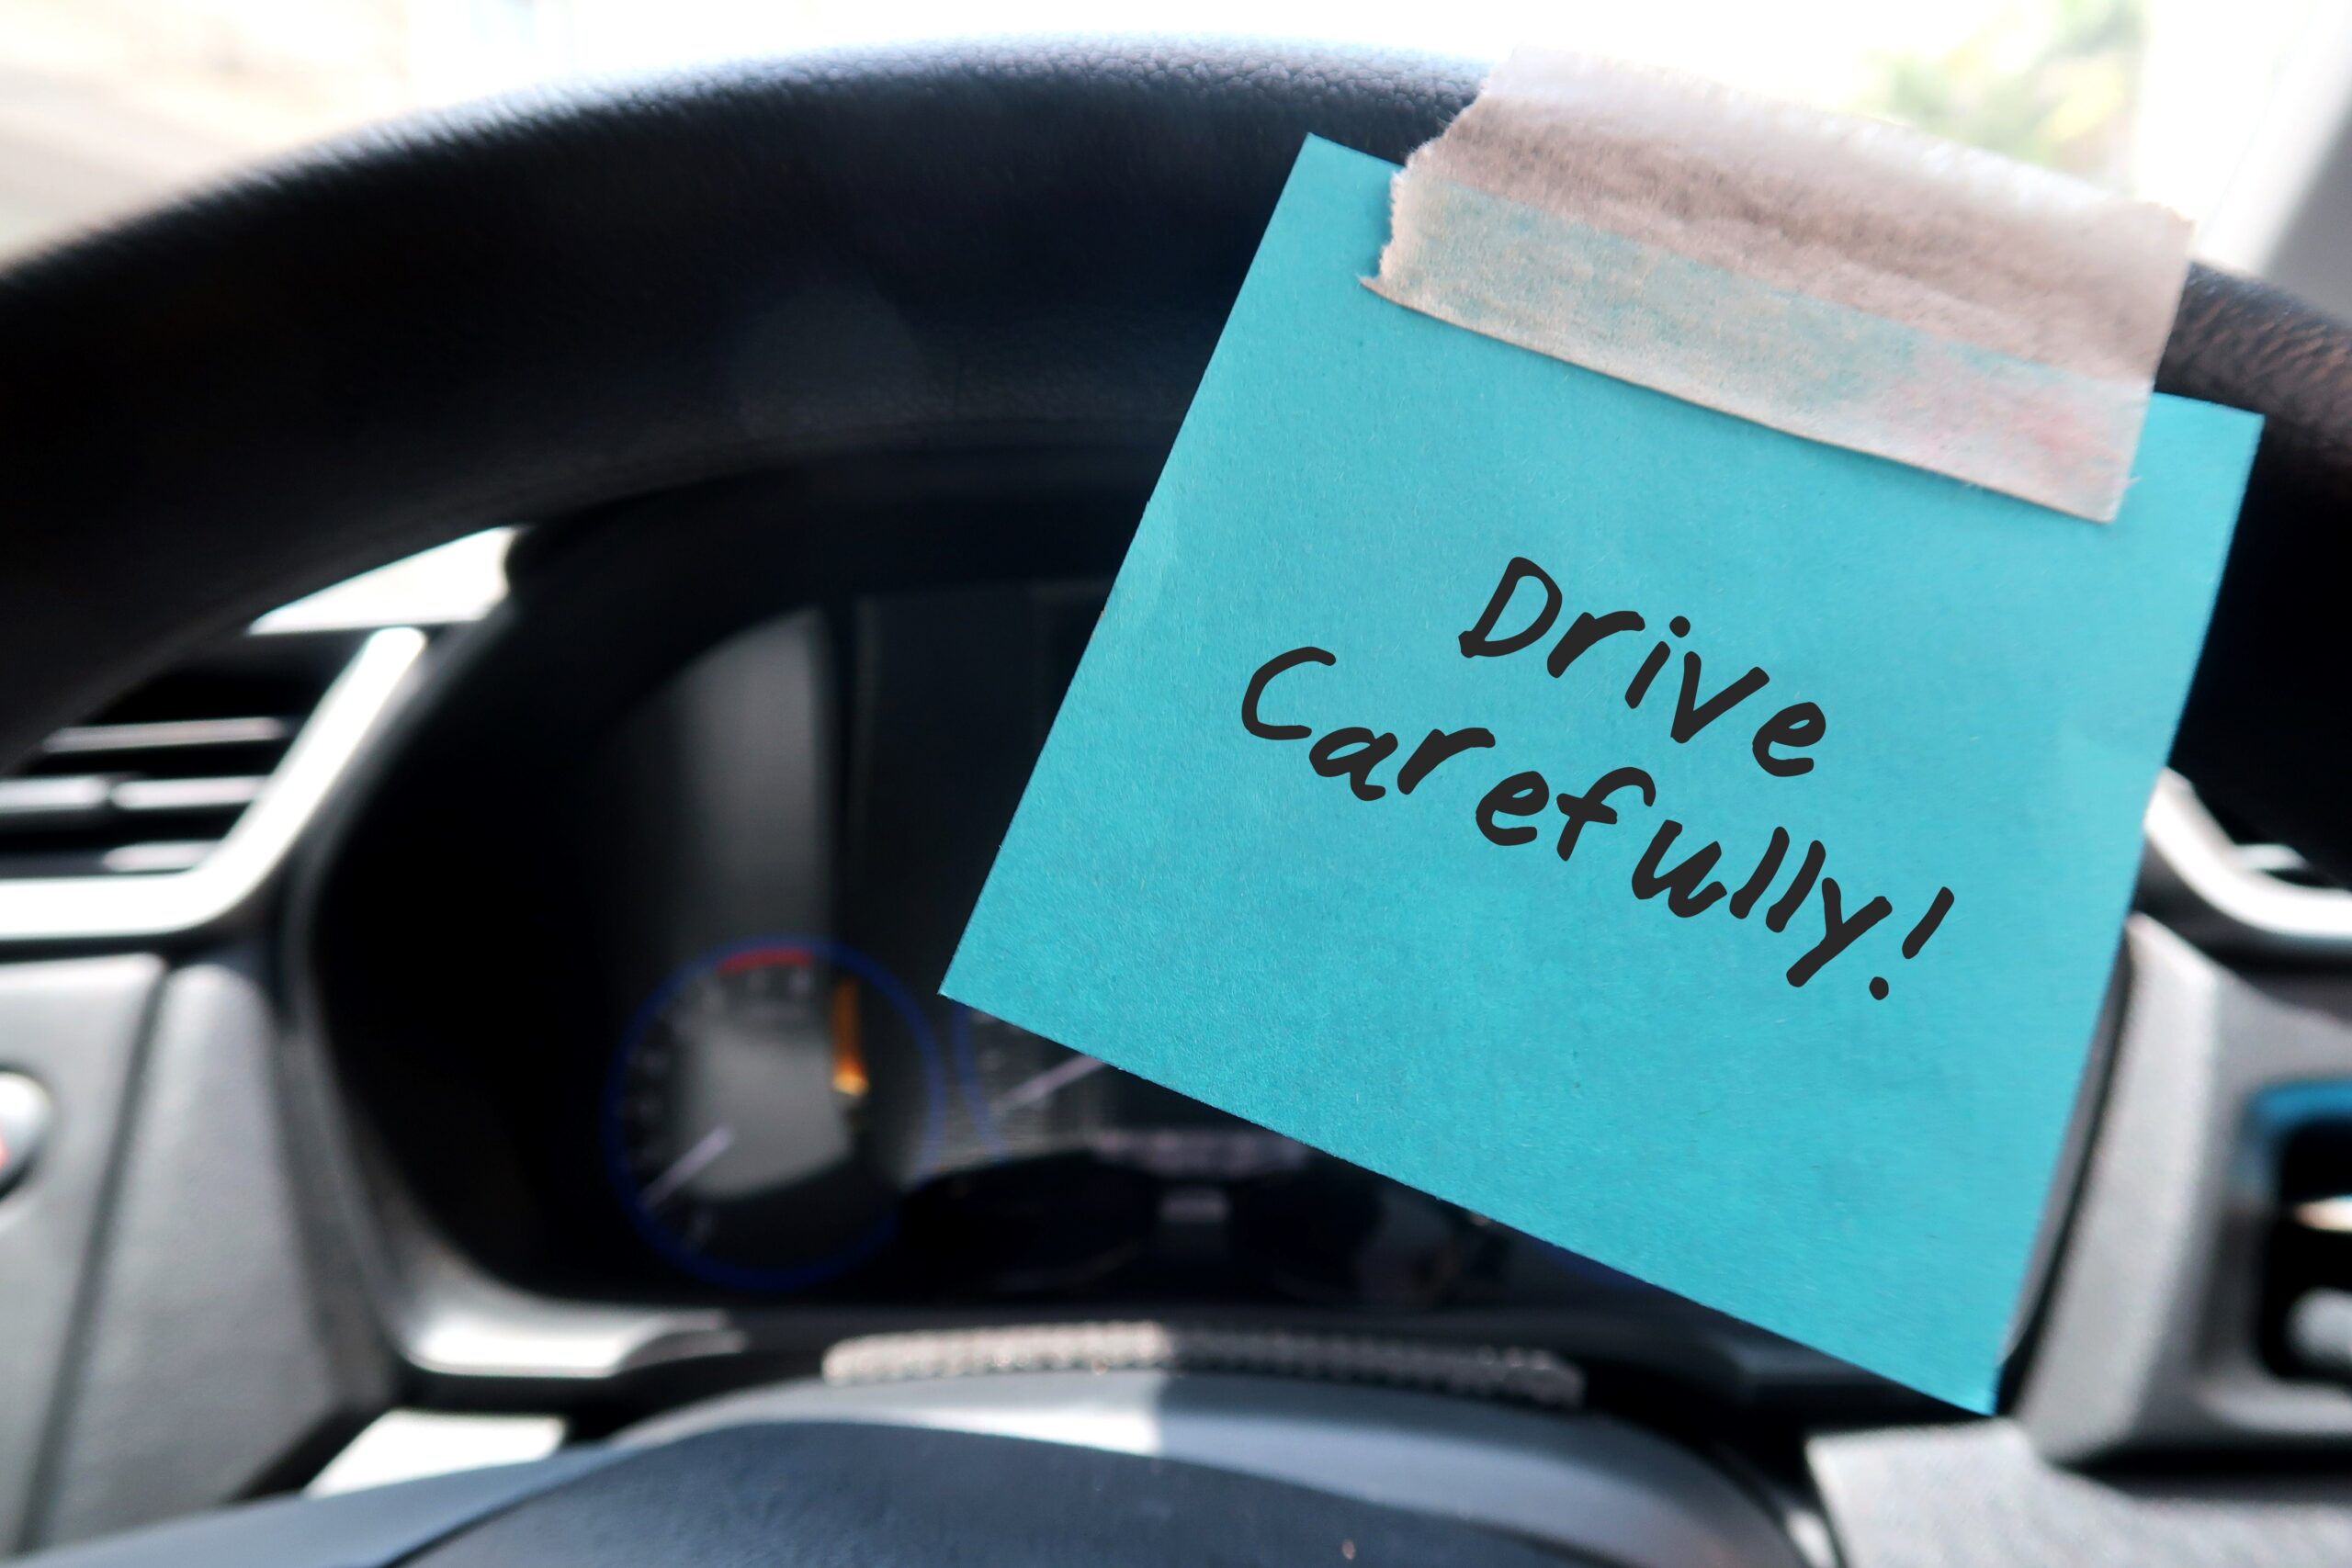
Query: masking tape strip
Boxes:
[{"xmin": 1367, "ymin": 49, "xmax": 2193, "ymax": 522}]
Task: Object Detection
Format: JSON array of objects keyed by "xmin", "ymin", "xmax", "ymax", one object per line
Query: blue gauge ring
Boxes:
[{"xmin": 600, "ymin": 935, "xmax": 946, "ymax": 1293}]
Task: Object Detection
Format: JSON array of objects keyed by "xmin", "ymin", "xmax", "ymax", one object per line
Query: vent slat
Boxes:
[
  {"xmin": 99, "ymin": 842, "xmax": 216, "ymax": 875},
  {"xmin": 109, "ymin": 776, "xmax": 269, "ymax": 813},
  {"xmin": 0, "ymin": 776, "xmax": 116, "ymax": 818},
  {"xmin": 43, "ymin": 717, "xmax": 291, "ymax": 755}
]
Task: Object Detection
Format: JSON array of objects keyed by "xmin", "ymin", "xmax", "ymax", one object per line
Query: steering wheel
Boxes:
[{"xmin": 4, "ymin": 38, "xmax": 2350, "ymax": 1568}]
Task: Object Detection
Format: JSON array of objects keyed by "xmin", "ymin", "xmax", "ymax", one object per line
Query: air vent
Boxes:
[
  {"xmin": 2252, "ymin": 1086, "xmax": 2352, "ymax": 1388},
  {"xmin": 2143, "ymin": 773, "xmax": 2352, "ymax": 955},
  {"xmin": 0, "ymin": 630, "xmax": 369, "ymax": 880},
  {"xmin": 0, "ymin": 532, "xmax": 492, "ymax": 942},
  {"xmin": 2197, "ymin": 794, "xmax": 2346, "ymax": 894},
  {"xmin": 2226, "ymin": 841, "xmax": 2339, "ymax": 891}
]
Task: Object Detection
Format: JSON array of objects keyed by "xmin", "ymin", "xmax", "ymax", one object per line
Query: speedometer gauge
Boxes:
[{"xmin": 603, "ymin": 937, "xmax": 944, "ymax": 1292}]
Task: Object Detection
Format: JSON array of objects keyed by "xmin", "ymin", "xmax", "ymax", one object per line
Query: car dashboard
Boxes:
[{"xmin": 3, "ymin": 449, "xmax": 2350, "ymax": 1561}]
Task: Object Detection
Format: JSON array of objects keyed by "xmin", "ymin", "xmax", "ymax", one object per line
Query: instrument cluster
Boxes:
[{"xmin": 309, "ymin": 534, "xmax": 1637, "ymax": 1322}]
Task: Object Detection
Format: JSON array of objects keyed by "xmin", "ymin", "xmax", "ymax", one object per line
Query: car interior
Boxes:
[{"xmin": 0, "ymin": 27, "xmax": 2349, "ymax": 1568}]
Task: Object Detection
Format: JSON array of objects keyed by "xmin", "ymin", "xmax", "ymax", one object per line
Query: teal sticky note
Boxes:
[{"xmin": 944, "ymin": 136, "xmax": 2262, "ymax": 1411}]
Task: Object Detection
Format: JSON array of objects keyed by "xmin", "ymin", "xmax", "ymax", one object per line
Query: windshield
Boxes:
[{"xmin": 0, "ymin": 0, "xmax": 2338, "ymax": 299}]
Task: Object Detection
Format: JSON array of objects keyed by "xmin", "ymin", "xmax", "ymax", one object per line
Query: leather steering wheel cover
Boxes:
[{"xmin": 0, "ymin": 40, "xmax": 2346, "ymax": 870}]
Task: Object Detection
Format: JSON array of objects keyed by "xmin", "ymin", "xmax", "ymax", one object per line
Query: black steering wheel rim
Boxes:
[{"xmin": 0, "ymin": 37, "xmax": 2345, "ymax": 858}]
